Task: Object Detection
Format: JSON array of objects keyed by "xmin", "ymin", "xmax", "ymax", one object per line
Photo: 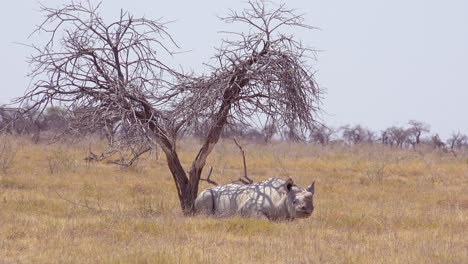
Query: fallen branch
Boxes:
[
  {"xmin": 84, "ymin": 149, "xmax": 108, "ymax": 162},
  {"xmin": 54, "ymin": 190, "xmax": 107, "ymax": 212},
  {"xmin": 84, "ymin": 147, "xmax": 119, "ymax": 163},
  {"xmin": 84, "ymin": 147, "xmax": 152, "ymax": 168},
  {"xmin": 108, "ymin": 147, "xmax": 152, "ymax": 167}
]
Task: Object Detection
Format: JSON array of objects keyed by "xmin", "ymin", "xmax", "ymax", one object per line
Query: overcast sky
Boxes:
[{"xmin": 1, "ymin": 0, "xmax": 467, "ymax": 139}]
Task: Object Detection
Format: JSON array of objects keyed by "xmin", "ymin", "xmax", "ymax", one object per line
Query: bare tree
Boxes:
[
  {"xmin": 380, "ymin": 130, "xmax": 390, "ymax": 145},
  {"xmin": 221, "ymin": 121, "xmax": 260, "ymax": 141},
  {"xmin": 17, "ymin": 1, "xmax": 321, "ymax": 214},
  {"xmin": 447, "ymin": 132, "xmax": 468, "ymax": 151},
  {"xmin": 431, "ymin": 134, "xmax": 445, "ymax": 150},
  {"xmin": 407, "ymin": 120, "xmax": 430, "ymax": 148},
  {"xmin": 262, "ymin": 118, "xmax": 277, "ymax": 143},
  {"xmin": 0, "ymin": 106, "xmax": 17, "ymax": 134},
  {"xmin": 382, "ymin": 126, "xmax": 409, "ymax": 148},
  {"xmin": 42, "ymin": 107, "xmax": 68, "ymax": 132},
  {"xmin": 0, "ymin": 106, "xmax": 45, "ymax": 142},
  {"xmin": 309, "ymin": 125, "xmax": 334, "ymax": 146},
  {"xmin": 340, "ymin": 124, "xmax": 375, "ymax": 145}
]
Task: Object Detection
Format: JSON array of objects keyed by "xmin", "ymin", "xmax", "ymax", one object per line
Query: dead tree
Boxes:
[
  {"xmin": 431, "ymin": 134, "xmax": 446, "ymax": 150},
  {"xmin": 262, "ymin": 118, "xmax": 277, "ymax": 143},
  {"xmin": 383, "ymin": 126, "xmax": 409, "ymax": 148},
  {"xmin": 407, "ymin": 120, "xmax": 430, "ymax": 148},
  {"xmin": 310, "ymin": 125, "xmax": 334, "ymax": 146},
  {"xmin": 17, "ymin": 1, "xmax": 321, "ymax": 214},
  {"xmin": 447, "ymin": 132, "xmax": 468, "ymax": 153},
  {"xmin": 340, "ymin": 124, "xmax": 375, "ymax": 145}
]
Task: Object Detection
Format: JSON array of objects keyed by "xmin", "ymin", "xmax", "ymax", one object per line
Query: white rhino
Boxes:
[{"xmin": 194, "ymin": 178, "xmax": 315, "ymax": 221}]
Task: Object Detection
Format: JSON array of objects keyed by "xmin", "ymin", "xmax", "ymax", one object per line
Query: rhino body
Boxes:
[{"xmin": 194, "ymin": 178, "xmax": 315, "ymax": 221}]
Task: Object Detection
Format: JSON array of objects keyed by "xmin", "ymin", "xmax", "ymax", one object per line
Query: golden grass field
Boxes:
[{"xmin": 0, "ymin": 135, "xmax": 467, "ymax": 263}]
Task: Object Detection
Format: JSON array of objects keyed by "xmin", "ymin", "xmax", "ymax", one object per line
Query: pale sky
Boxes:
[{"xmin": 1, "ymin": 0, "xmax": 467, "ymax": 139}]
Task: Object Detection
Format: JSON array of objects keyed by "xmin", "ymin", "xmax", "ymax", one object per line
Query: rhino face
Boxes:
[{"xmin": 292, "ymin": 181, "xmax": 315, "ymax": 218}]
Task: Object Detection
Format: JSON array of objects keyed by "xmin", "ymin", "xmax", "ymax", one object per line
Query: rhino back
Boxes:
[
  {"xmin": 217, "ymin": 178, "xmax": 291, "ymax": 218},
  {"xmin": 195, "ymin": 178, "xmax": 296, "ymax": 220}
]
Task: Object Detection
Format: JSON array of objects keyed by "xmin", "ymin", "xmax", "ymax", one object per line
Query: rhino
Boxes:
[{"xmin": 194, "ymin": 177, "xmax": 315, "ymax": 221}]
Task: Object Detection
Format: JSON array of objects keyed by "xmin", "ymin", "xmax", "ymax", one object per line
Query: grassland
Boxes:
[{"xmin": 0, "ymin": 136, "xmax": 467, "ymax": 263}]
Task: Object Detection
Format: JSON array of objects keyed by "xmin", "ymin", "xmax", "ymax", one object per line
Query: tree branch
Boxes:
[{"xmin": 200, "ymin": 166, "xmax": 218, "ymax": 186}]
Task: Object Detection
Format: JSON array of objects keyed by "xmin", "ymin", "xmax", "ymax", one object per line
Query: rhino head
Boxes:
[
  {"xmin": 275, "ymin": 178, "xmax": 315, "ymax": 220},
  {"xmin": 292, "ymin": 181, "xmax": 315, "ymax": 218}
]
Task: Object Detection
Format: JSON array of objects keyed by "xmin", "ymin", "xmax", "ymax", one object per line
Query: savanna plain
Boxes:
[{"xmin": 0, "ymin": 136, "xmax": 467, "ymax": 263}]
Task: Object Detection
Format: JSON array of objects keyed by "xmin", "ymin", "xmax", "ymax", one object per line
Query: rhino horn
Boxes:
[{"xmin": 306, "ymin": 181, "xmax": 315, "ymax": 194}]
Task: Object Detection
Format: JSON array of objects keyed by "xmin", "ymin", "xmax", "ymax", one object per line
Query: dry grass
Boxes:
[{"xmin": 0, "ymin": 136, "xmax": 467, "ymax": 263}]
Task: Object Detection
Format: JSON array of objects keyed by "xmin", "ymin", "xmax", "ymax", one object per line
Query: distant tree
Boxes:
[
  {"xmin": 42, "ymin": 107, "xmax": 68, "ymax": 132},
  {"xmin": 0, "ymin": 106, "xmax": 43, "ymax": 140},
  {"xmin": 447, "ymin": 132, "xmax": 468, "ymax": 151},
  {"xmin": 340, "ymin": 124, "xmax": 375, "ymax": 145},
  {"xmin": 383, "ymin": 126, "xmax": 409, "ymax": 148},
  {"xmin": 243, "ymin": 129, "xmax": 264, "ymax": 142},
  {"xmin": 380, "ymin": 130, "xmax": 390, "ymax": 145},
  {"xmin": 221, "ymin": 122, "xmax": 263, "ymax": 142},
  {"xmin": 262, "ymin": 118, "xmax": 277, "ymax": 143},
  {"xmin": 0, "ymin": 106, "xmax": 15, "ymax": 134},
  {"xmin": 407, "ymin": 120, "xmax": 430, "ymax": 147},
  {"xmin": 309, "ymin": 125, "xmax": 334, "ymax": 146},
  {"xmin": 17, "ymin": 1, "xmax": 322, "ymax": 214},
  {"xmin": 431, "ymin": 134, "xmax": 445, "ymax": 149},
  {"xmin": 282, "ymin": 125, "xmax": 303, "ymax": 142}
]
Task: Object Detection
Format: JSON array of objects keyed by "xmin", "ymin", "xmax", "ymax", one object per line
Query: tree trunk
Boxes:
[
  {"xmin": 158, "ymin": 69, "xmax": 246, "ymax": 215},
  {"xmin": 176, "ymin": 74, "xmax": 245, "ymax": 214},
  {"xmin": 163, "ymin": 149, "xmax": 208, "ymax": 215},
  {"xmin": 183, "ymin": 168, "xmax": 204, "ymax": 214},
  {"xmin": 163, "ymin": 151, "xmax": 190, "ymax": 213}
]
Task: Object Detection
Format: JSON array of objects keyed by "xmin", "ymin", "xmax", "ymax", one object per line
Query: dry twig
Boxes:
[
  {"xmin": 200, "ymin": 166, "xmax": 218, "ymax": 186},
  {"xmin": 231, "ymin": 138, "xmax": 253, "ymax": 184}
]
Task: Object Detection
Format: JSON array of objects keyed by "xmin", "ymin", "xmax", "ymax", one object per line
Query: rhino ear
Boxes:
[
  {"xmin": 307, "ymin": 181, "xmax": 315, "ymax": 194},
  {"xmin": 285, "ymin": 178, "xmax": 294, "ymax": 192}
]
